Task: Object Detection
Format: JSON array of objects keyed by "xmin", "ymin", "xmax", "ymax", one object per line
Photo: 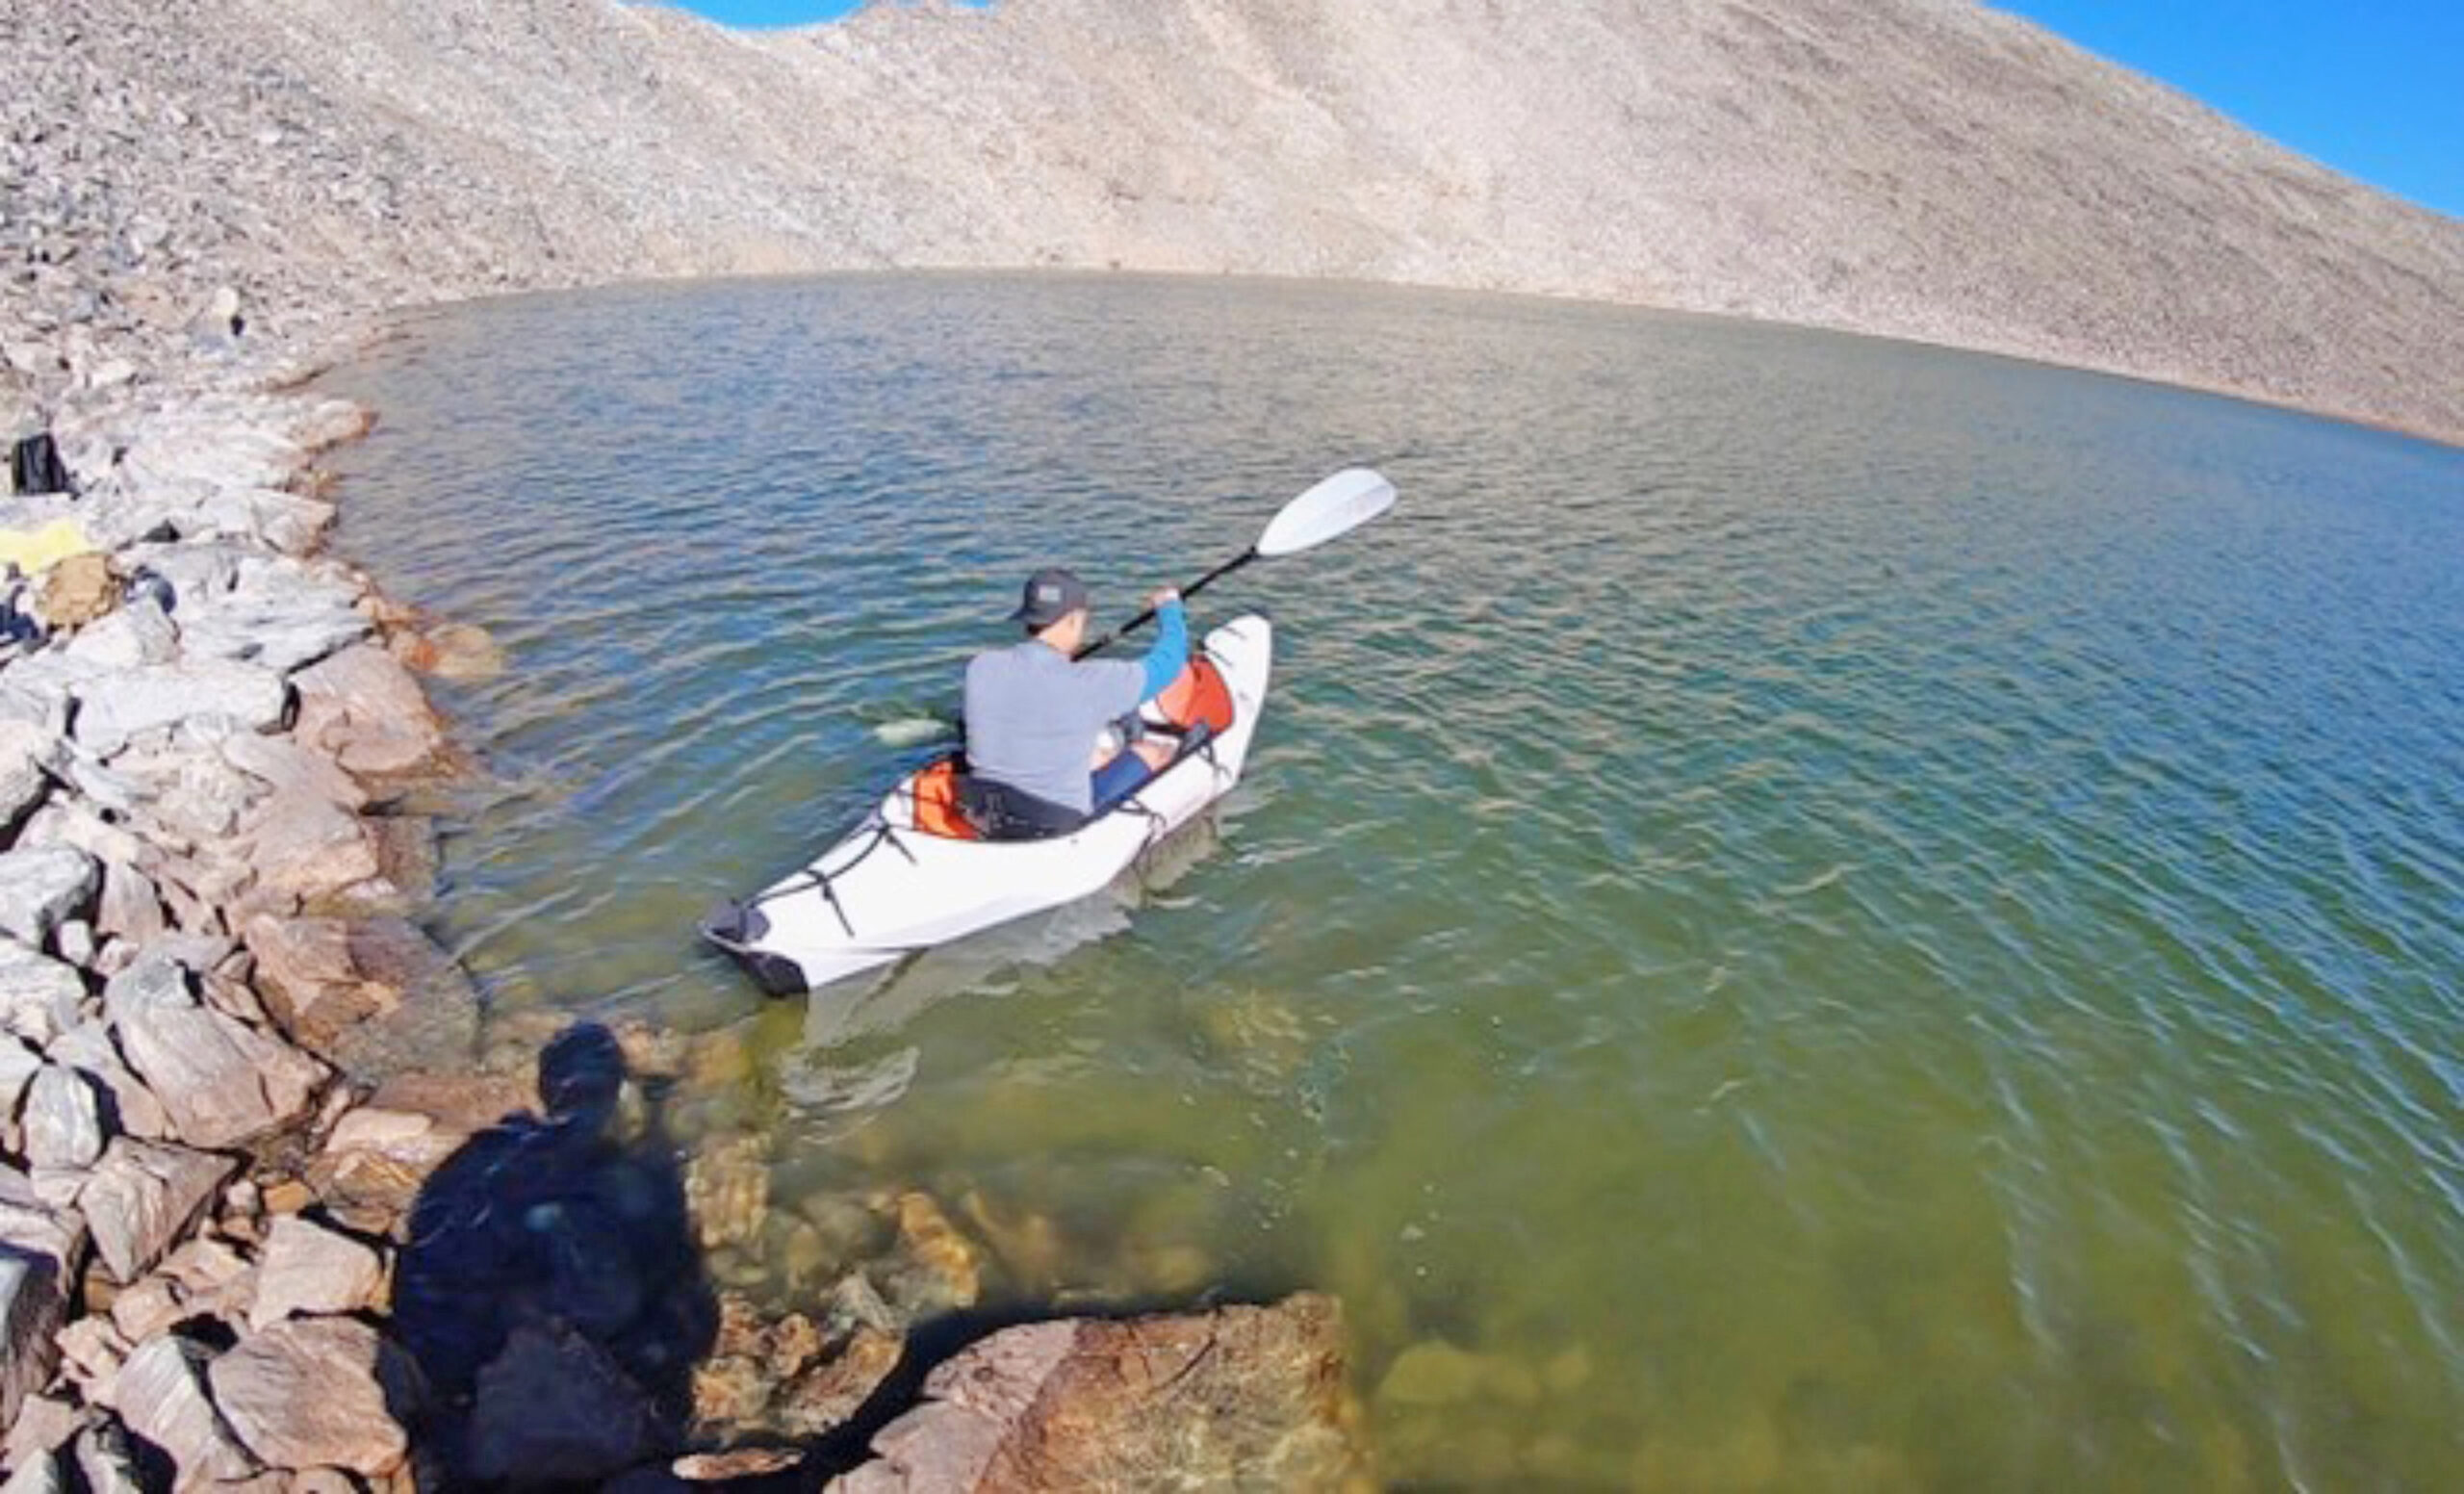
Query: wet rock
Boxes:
[
  {"xmin": 248, "ymin": 1214, "xmax": 384, "ymax": 1328},
  {"xmin": 78, "ymin": 1136, "xmax": 239, "ymax": 1283},
  {"xmin": 289, "ymin": 644, "xmax": 441, "ymax": 780},
  {"xmin": 0, "ymin": 847, "xmax": 97, "ymax": 947},
  {"xmin": 835, "ymin": 1294, "xmax": 1364, "ymax": 1492},
  {"xmin": 0, "ymin": 942, "xmax": 83, "ymax": 1046},
  {"xmin": 69, "ymin": 660, "xmax": 287, "ymax": 755},
  {"xmin": 22, "ymin": 1066, "xmax": 106, "ymax": 1171},
  {"xmin": 108, "ymin": 952, "xmax": 325, "ymax": 1146},
  {"xmin": 880, "ymin": 1191, "xmax": 982, "ymax": 1316},
  {"xmin": 685, "ymin": 1134, "xmax": 769, "ymax": 1251},
  {"xmin": 465, "ymin": 1322, "xmax": 666, "ymax": 1486},
  {"xmin": 107, "ymin": 1333, "xmax": 260, "ymax": 1482},
  {"xmin": 209, "ymin": 1318, "xmax": 415, "ymax": 1477}
]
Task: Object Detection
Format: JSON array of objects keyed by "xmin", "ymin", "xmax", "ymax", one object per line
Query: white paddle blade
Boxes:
[{"xmin": 1255, "ymin": 467, "xmax": 1397, "ymax": 558}]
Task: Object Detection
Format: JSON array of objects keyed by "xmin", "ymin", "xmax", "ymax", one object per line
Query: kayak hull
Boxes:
[{"xmin": 703, "ymin": 615, "xmax": 1272, "ymax": 994}]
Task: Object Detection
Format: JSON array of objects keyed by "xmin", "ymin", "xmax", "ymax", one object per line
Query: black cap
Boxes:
[{"xmin": 1011, "ymin": 567, "xmax": 1091, "ymax": 628}]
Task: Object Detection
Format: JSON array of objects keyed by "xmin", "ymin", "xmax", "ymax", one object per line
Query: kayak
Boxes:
[{"xmin": 701, "ymin": 614, "xmax": 1274, "ymax": 994}]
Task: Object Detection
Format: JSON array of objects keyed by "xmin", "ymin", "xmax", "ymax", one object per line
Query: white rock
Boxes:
[
  {"xmin": 106, "ymin": 1335, "xmax": 260, "ymax": 1483},
  {"xmin": 69, "ymin": 661, "xmax": 288, "ymax": 756},
  {"xmin": 0, "ymin": 846, "xmax": 100, "ymax": 948},
  {"xmin": 208, "ymin": 1318, "xmax": 413, "ymax": 1477},
  {"xmin": 22, "ymin": 1068, "xmax": 106, "ymax": 1172},
  {"xmin": 106, "ymin": 954, "xmax": 326, "ymax": 1149},
  {"xmin": 248, "ymin": 1215, "xmax": 385, "ymax": 1328},
  {"xmin": 76, "ymin": 1137, "xmax": 238, "ymax": 1283},
  {"xmin": 0, "ymin": 942, "xmax": 83, "ymax": 1048}
]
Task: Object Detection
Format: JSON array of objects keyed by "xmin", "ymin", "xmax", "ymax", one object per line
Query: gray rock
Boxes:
[
  {"xmin": 248, "ymin": 1215, "xmax": 384, "ymax": 1328},
  {"xmin": 50, "ymin": 919, "xmax": 94, "ymax": 970},
  {"xmin": 22, "ymin": 1067, "xmax": 105, "ymax": 1172},
  {"xmin": 208, "ymin": 1318, "xmax": 415, "ymax": 1478},
  {"xmin": 69, "ymin": 660, "xmax": 287, "ymax": 756},
  {"xmin": 76, "ymin": 1137, "xmax": 237, "ymax": 1283},
  {"xmin": 0, "ymin": 719, "xmax": 58, "ymax": 834},
  {"xmin": 0, "ymin": 1038, "xmax": 41, "ymax": 1132},
  {"xmin": 0, "ymin": 845, "xmax": 99, "ymax": 948},
  {"xmin": 46, "ymin": 1020, "xmax": 173, "ymax": 1141},
  {"xmin": 0, "ymin": 1391, "xmax": 86, "ymax": 1478},
  {"xmin": 0, "ymin": 942, "xmax": 83, "ymax": 1046},
  {"xmin": 109, "ymin": 956, "xmax": 324, "ymax": 1149},
  {"xmin": 219, "ymin": 731, "xmax": 367, "ymax": 812},
  {"xmin": 107, "ymin": 1334, "xmax": 260, "ymax": 1483},
  {"xmin": 94, "ymin": 858, "xmax": 167, "ymax": 946}
]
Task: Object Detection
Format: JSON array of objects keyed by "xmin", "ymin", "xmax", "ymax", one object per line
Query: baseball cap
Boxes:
[{"xmin": 1011, "ymin": 567, "xmax": 1091, "ymax": 628}]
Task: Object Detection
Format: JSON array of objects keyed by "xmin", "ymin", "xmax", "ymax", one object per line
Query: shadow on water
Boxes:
[{"xmin": 393, "ymin": 1022, "xmax": 720, "ymax": 1488}]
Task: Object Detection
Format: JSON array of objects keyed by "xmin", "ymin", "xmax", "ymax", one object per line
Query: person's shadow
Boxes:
[{"xmin": 391, "ymin": 1021, "xmax": 721, "ymax": 1488}]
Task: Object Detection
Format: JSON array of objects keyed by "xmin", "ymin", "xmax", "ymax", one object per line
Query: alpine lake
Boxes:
[{"xmin": 321, "ymin": 274, "xmax": 2464, "ymax": 1489}]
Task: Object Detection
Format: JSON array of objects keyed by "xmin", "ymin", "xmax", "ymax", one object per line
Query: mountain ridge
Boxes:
[{"xmin": 9, "ymin": 0, "xmax": 2461, "ymax": 444}]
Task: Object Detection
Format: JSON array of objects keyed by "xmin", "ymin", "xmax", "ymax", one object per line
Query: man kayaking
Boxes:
[{"xmin": 959, "ymin": 566, "xmax": 1187, "ymax": 838}]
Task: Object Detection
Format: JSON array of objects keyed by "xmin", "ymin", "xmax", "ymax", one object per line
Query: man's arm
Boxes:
[{"xmin": 1133, "ymin": 592, "xmax": 1187, "ymax": 701}]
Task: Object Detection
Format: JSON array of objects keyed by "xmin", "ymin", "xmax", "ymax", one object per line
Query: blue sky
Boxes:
[{"xmin": 672, "ymin": 2, "xmax": 2459, "ymax": 217}]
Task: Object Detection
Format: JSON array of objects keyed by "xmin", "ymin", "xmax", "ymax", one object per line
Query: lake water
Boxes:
[{"xmin": 323, "ymin": 274, "xmax": 2464, "ymax": 1488}]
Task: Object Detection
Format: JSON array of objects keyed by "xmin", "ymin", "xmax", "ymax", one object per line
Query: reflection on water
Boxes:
[{"xmin": 327, "ymin": 274, "xmax": 2464, "ymax": 1487}]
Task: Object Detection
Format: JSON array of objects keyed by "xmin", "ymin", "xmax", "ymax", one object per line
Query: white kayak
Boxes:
[{"xmin": 701, "ymin": 614, "xmax": 1274, "ymax": 994}]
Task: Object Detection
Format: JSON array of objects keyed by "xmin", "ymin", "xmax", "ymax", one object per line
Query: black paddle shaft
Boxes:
[{"xmin": 1073, "ymin": 547, "xmax": 1259, "ymax": 660}]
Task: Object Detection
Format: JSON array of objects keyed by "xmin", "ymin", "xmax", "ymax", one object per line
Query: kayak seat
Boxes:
[{"xmin": 1152, "ymin": 657, "xmax": 1236, "ymax": 736}]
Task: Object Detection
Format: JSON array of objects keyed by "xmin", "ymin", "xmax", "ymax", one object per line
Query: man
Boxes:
[{"xmin": 961, "ymin": 566, "xmax": 1188, "ymax": 838}]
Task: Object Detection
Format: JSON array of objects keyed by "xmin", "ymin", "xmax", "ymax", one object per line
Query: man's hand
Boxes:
[{"xmin": 1147, "ymin": 586, "xmax": 1181, "ymax": 609}]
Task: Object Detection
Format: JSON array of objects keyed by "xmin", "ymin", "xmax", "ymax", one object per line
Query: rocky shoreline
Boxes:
[{"xmin": 1, "ymin": 261, "xmax": 1363, "ymax": 1493}]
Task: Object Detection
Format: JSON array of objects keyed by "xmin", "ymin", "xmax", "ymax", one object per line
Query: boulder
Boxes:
[
  {"xmin": 77, "ymin": 1138, "xmax": 239, "ymax": 1283},
  {"xmin": 208, "ymin": 1318, "xmax": 415, "ymax": 1477},
  {"xmin": 21, "ymin": 1067, "xmax": 105, "ymax": 1172},
  {"xmin": 247, "ymin": 1215, "xmax": 384, "ymax": 1328},
  {"xmin": 242, "ymin": 915, "xmax": 380, "ymax": 1047},
  {"xmin": 70, "ymin": 661, "xmax": 288, "ymax": 756},
  {"xmin": 834, "ymin": 1294, "xmax": 1364, "ymax": 1493},
  {"xmin": 236, "ymin": 787, "xmax": 378, "ymax": 904},
  {"xmin": 0, "ymin": 1039, "xmax": 40, "ymax": 1135},
  {"xmin": 0, "ymin": 942, "xmax": 82, "ymax": 1046},
  {"xmin": 107, "ymin": 1334, "xmax": 260, "ymax": 1483},
  {"xmin": 288, "ymin": 644, "xmax": 442, "ymax": 780},
  {"xmin": 176, "ymin": 574, "xmax": 365, "ymax": 672},
  {"xmin": 45, "ymin": 1021, "xmax": 173, "ymax": 1141},
  {"xmin": 219, "ymin": 732, "xmax": 366, "ymax": 812},
  {"xmin": 464, "ymin": 1322, "xmax": 667, "ymax": 1486},
  {"xmin": 110, "ymin": 965, "xmax": 325, "ymax": 1148},
  {"xmin": 0, "ymin": 846, "xmax": 99, "ymax": 948},
  {"xmin": 93, "ymin": 859, "xmax": 167, "ymax": 947},
  {"xmin": 0, "ymin": 1448, "xmax": 65, "ymax": 1494},
  {"xmin": 69, "ymin": 1420, "xmax": 144, "ymax": 1494}
]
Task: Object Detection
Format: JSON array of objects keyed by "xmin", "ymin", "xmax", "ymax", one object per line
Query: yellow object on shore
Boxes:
[{"xmin": 0, "ymin": 517, "xmax": 95, "ymax": 576}]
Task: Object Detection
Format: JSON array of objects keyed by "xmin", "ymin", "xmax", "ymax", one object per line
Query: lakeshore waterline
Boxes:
[{"xmin": 324, "ymin": 273, "xmax": 2464, "ymax": 1486}]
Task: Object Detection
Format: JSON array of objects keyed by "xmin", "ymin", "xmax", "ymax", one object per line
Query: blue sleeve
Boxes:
[{"xmin": 1136, "ymin": 601, "xmax": 1188, "ymax": 700}]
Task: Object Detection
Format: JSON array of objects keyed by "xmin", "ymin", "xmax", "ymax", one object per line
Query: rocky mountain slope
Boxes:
[{"xmin": 9, "ymin": 0, "xmax": 2463, "ymax": 443}]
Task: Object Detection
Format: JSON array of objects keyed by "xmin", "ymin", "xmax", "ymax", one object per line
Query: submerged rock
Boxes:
[{"xmin": 836, "ymin": 1294, "xmax": 1364, "ymax": 1492}]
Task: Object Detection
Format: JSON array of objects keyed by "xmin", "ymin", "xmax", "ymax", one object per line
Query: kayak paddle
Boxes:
[{"xmin": 1074, "ymin": 466, "xmax": 1398, "ymax": 659}]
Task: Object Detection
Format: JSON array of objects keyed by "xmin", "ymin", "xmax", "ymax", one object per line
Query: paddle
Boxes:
[
  {"xmin": 1073, "ymin": 466, "xmax": 1398, "ymax": 659},
  {"xmin": 867, "ymin": 468, "xmax": 1397, "ymax": 744}
]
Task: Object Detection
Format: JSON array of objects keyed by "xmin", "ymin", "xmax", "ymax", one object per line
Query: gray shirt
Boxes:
[{"xmin": 963, "ymin": 641, "xmax": 1149, "ymax": 813}]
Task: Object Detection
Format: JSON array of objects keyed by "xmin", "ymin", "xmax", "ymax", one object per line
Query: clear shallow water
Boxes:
[{"xmin": 324, "ymin": 274, "xmax": 2464, "ymax": 1488}]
